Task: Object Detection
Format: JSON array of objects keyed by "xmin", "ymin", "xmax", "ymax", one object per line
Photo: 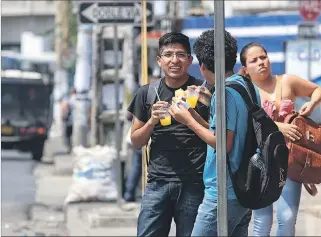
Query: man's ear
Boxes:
[
  {"xmin": 156, "ymin": 56, "xmax": 162, "ymax": 67},
  {"xmin": 200, "ymin": 63, "xmax": 206, "ymax": 72}
]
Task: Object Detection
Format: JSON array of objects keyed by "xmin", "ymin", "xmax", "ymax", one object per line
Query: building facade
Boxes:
[{"xmin": 1, "ymin": 0, "xmax": 55, "ymax": 51}]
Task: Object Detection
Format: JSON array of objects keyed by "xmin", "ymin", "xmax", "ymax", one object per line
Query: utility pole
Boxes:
[
  {"xmin": 54, "ymin": 0, "xmax": 69, "ymax": 132},
  {"xmin": 72, "ymin": 22, "xmax": 92, "ymax": 148},
  {"xmin": 90, "ymin": 26, "xmax": 101, "ymax": 146},
  {"xmin": 172, "ymin": 0, "xmax": 179, "ymax": 32}
]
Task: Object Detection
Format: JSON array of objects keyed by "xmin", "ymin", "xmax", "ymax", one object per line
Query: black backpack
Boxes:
[{"xmin": 226, "ymin": 77, "xmax": 289, "ymax": 210}]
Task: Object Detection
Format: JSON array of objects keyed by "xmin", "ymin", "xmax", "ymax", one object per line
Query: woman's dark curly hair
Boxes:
[{"xmin": 193, "ymin": 30, "xmax": 238, "ymax": 73}]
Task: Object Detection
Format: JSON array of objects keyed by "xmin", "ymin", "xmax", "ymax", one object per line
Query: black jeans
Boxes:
[{"xmin": 137, "ymin": 180, "xmax": 204, "ymax": 237}]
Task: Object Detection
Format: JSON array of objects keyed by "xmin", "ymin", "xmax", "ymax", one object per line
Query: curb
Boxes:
[
  {"xmin": 53, "ymin": 154, "xmax": 74, "ymax": 176},
  {"xmin": 65, "ymin": 202, "xmax": 140, "ymax": 229},
  {"xmin": 33, "ymin": 163, "xmax": 55, "ymax": 179}
]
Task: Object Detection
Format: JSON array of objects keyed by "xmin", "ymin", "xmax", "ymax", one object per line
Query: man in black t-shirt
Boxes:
[{"xmin": 128, "ymin": 32, "xmax": 210, "ymax": 236}]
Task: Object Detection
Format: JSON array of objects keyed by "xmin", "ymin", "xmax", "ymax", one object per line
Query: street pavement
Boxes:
[
  {"xmin": 1, "ymin": 151, "xmax": 36, "ymax": 236},
  {"xmin": 1, "ymin": 123, "xmax": 69, "ymax": 236}
]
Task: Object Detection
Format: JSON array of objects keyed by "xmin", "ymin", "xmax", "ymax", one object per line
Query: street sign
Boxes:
[
  {"xmin": 298, "ymin": 22, "xmax": 320, "ymax": 39},
  {"xmin": 78, "ymin": 2, "xmax": 154, "ymax": 26},
  {"xmin": 299, "ymin": 0, "xmax": 321, "ymax": 22}
]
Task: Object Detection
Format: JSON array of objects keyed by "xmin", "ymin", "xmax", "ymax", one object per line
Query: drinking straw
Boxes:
[{"xmin": 154, "ymin": 88, "xmax": 161, "ymax": 101}]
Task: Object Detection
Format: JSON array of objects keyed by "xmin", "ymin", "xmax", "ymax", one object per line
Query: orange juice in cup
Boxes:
[
  {"xmin": 159, "ymin": 105, "xmax": 171, "ymax": 126},
  {"xmin": 160, "ymin": 116, "xmax": 171, "ymax": 126},
  {"xmin": 186, "ymin": 88, "xmax": 199, "ymax": 108}
]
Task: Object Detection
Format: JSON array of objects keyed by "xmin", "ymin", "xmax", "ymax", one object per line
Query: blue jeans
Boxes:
[
  {"xmin": 124, "ymin": 149, "xmax": 142, "ymax": 201},
  {"xmin": 191, "ymin": 198, "xmax": 252, "ymax": 236},
  {"xmin": 253, "ymin": 178, "xmax": 302, "ymax": 236},
  {"xmin": 137, "ymin": 180, "xmax": 204, "ymax": 237}
]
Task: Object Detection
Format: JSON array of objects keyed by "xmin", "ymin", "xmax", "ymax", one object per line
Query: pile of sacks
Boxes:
[{"xmin": 64, "ymin": 145, "xmax": 118, "ymax": 204}]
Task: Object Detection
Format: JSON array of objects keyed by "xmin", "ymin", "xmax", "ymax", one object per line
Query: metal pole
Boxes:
[
  {"xmin": 53, "ymin": 0, "xmax": 69, "ymax": 131},
  {"xmin": 72, "ymin": 25, "xmax": 92, "ymax": 148},
  {"xmin": 141, "ymin": 0, "xmax": 148, "ymax": 85},
  {"xmin": 114, "ymin": 25, "xmax": 122, "ymax": 205},
  {"xmin": 214, "ymin": 0, "xmax": 228, "ymax": 236},
  {"xmin": 98, "ymin": 29, "xmax": 105, "ymax": 145},
  {"xmin": 141, "ymin": 0, "xmax": 149, "ymax": 193},
  {"xmin": 90, "ymin": 26, "xmax": 99, "ymax": 146},
  {"xmin": 172, "ymin": 0, "xmax": 178, "ymax": 31}
]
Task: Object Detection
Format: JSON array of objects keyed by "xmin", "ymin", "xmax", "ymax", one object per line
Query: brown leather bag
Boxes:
[
  {"xmin": 274, "ymin": 76, "xmax": 320, "ymax": 196},
  {"xmin": 284, "ymin": 112, "xmax": 321, "ymax": 185}
]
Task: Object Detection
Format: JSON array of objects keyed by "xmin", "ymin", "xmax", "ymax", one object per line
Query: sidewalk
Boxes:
[
  {"xmin": 64, "ymin": 190, "xmax": 320, "ymax": 236},
  {"xmin": 33, "ymin": 135, "xmax": 321, "ymax": 236}
]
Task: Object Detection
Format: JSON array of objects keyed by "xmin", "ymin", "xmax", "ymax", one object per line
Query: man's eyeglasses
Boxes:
[{"xmin": 160, "ymin": 52, "xmax": 190, "ymax": 60}]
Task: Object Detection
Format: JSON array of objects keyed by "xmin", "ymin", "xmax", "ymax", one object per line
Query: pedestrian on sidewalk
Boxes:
[
  {"xmin": 123, "ymin": 146, "xmax": 142, "ymax": 202},
  {"xmin": 128, "ymin": 32, "xmax": 210, "ymax": 236},
  {"xmin": 61, "ymin": 88, "xmax": 76, "ymax": 153},
  {"xmin": 124, "ymin": 110, "xmax": 143, "ymax": 202},
  {"xmin": 169, "ymin": 30, "xmax": 254, "ymax": 236},
  {"xmin": 239, "ymin": 42, "xmax": 321, "ymax": 236}
]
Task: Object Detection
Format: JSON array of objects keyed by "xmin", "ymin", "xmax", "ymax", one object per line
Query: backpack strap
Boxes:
[
  {"xmin": 226, "ymin": 81, "xmax": 255, "ymax": 111},
  {"xmin": 144, "ymin": 78, "xmax": 162, "ymax": 169},
  {"xmin": 225, "ymin": 82, "xmax": 254, "ymax": 180},
  {"xmin": 242, "ymin": 76, "xmax": 259, "ymax": 105},
  {"xmin": 146, "ymin": 78, "xmax": 162, "ymax": 105}
]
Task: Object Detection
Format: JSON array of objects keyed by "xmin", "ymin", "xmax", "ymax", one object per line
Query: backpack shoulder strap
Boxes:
[
  {"xmin": 242, "ymin": 76, "xmax": 259, "ymax": 105},
  {"xmin": 226, "ymin": 81, "xmax": 254, "ymax": 111},
  {"xmin": 146, "ymin": 78, "xmax": 162, "ymax": 105}
]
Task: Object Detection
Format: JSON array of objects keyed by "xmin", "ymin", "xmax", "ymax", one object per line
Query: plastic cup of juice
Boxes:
[
  {"xmin": 159, "ymin": 105, "xmax": 171, "ymax": 126},
  {"xmin": 186, "ymin": 88, "xmax": 199, "ymax": 108}
]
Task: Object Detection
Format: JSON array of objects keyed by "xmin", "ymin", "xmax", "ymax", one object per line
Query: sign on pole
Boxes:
[
  {"xmin": 298, "ymin": 22, "xmax": 320, "ymax": 39},
  {"xmin": 78, "ymin": 2, "xmax": 154, "ymax": 26},
  {"xmin": 299, "ymin": 0, "xmax": 321, "ymax": 22},
  {"xmin": 297, "ymin": 0, "xmax": 321, "ymax": 39}
]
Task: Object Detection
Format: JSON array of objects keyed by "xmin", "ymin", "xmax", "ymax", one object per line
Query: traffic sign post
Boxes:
[
  {"xmin": 299, "ymin": 0, "xmax": 321, "ymax": 22},
  {"xmin": 298, "ymin": 0, "xmax": 321, "ymax": 39},
  {"xmin": 297, "ymin": 22, "xmax": 319, "ymax": 39},
  {"xmin": 113, "ymin": 24, "xmax": 122, "ymax": 206}
]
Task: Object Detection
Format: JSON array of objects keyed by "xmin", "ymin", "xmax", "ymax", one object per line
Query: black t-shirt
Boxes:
[{"xmin": 128, "ymin": 75, "xmax": 210, "ymax": 183}]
